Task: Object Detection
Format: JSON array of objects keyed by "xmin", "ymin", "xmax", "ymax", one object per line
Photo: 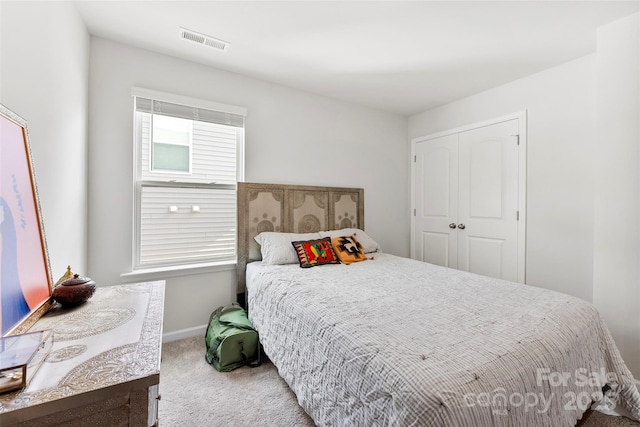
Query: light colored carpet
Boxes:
[
  {"xmin": 159, "ymin": 335, "xmax": 314, "ymax": 426},
  {"xmin": 159, "ymin": 336, "xmax": 639, "ymax": 427}
]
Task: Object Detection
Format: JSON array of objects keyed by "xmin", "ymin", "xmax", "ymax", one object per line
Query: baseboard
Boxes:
[{"xmin": 162, "ymin": 324, "xmax": 207, "ymax": 343}]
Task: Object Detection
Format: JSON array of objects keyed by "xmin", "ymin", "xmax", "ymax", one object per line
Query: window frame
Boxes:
[{"xmin": 130, "ymin": 87, "xmax": 246, "ymax": 273}]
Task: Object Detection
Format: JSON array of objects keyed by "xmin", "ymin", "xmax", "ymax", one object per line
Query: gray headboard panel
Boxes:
[{"xmin": 237, "ymin": 182, "xmax": 364, "ymax": 294}]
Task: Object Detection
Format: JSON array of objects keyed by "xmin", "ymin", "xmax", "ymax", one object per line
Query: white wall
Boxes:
[
  {"xmin": 409, "ymin": 54, "xmax": 597, "ymax": 303},
  {"xmin": 0, "ymin": 2, "xmax": 89, "ymax": 281},
  {"xmin": 87, "ymin": 38, "xmax": 408, "ymax": 336},
  {"xmin": 408, "ymin": 13, "xmax": 640, "ymax": 378},
  {"xmin": 593, "ymin": 13, "xmax": 640, "ymax": 379}
]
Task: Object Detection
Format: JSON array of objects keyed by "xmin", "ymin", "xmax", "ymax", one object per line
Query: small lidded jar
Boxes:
[{"xmin": 52, "ymin": 268, "xmax": 96, "ymax": 307}]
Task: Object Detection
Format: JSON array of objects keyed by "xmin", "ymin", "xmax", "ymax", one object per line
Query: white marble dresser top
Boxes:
[{"xmin": 0, "ymin": 281, "xmax": 165, "ymax": 419}]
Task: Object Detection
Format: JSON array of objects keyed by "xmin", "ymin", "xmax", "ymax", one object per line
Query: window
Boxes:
[
  {"xmin": 151, "ymin": 115, "xmax": 192, "ymax": 173},
  {"xmin": 132, "ymin": 88, "xmax": 245, "ymax": 270}
]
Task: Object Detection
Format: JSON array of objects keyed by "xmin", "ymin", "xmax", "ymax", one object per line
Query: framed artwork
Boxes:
[{"xmin": 0, "ymin": 103, "xmax": 53, "ymax": 336}]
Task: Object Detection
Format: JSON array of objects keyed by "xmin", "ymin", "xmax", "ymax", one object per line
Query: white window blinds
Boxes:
[
  {"xmin": 135, "ymin": 97, "xmax": 245, "ymax": 128},
  {"xmin": 132, "ymin": 89, "xmax": 245, "ymax": 269}
]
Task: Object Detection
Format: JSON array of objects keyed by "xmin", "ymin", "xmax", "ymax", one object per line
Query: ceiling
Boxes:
[{"xmin": 74, "ymin": 0, "xmax": 639, "ymax": 116}]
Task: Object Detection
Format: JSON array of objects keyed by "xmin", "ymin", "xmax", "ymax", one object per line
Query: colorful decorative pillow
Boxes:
[
  {"xmin": 331, "ymin": 234, "xmax": 368, "ymax": 265},
  {"xmin": 291, "ymin": 237, "xmax": 340, "ymax": 268},
  {"xmin": 319, "ymin": 228, "xmax": 381, "ymax": 253}
]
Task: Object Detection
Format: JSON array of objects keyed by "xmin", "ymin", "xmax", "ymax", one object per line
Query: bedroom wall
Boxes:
[
  {"xmin": 0, "ymin": 2, "xmax": 89, "ymax": 281},
  {"xmin": 87, "ymin": 38, "xmax": 408, "ymax": 337},
  {"xmin": 408, "ymin": 54, "xmax": 597, "ymax": 303},
  {"xmin": 592, "ymin": 13, "xmax": 640, "ymax": 379}
]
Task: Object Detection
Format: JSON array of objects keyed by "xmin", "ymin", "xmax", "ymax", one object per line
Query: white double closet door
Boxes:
[{"xmin": 412, "ymin": 115, "xmax": 526, "ymax": 283}]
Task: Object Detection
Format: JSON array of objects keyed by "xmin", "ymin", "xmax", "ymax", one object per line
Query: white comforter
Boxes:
[{"xmin": 247, "ymin": 253, "xmax": 640, "ymax": 426}]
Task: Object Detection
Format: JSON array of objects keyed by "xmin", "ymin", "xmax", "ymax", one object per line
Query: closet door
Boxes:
[
  {"xmin": 457, "ymin": 119, "xmax": 519, "ymax": 281},
  {"xmin": 412, "ymin": 117, "xmax": 523, "ymax": 282},
  {"xmin": 413, "ymin": 133, "xmax": 458, "ymax": 268}
]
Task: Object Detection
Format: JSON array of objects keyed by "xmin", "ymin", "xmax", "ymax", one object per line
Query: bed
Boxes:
[{"xmin": 237, "ymin": 182, "xmax": 640, "ymax": 426}]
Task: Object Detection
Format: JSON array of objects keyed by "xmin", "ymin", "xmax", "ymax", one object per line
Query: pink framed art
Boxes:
[{"xmin": 0, "ymin": 103, "xmax": 53, "ymax": 336}]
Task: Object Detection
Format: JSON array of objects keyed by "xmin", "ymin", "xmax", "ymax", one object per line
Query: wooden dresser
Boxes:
[{"xmin": 0, "ymin": 281, "xmax": 165, "ymax": 426}]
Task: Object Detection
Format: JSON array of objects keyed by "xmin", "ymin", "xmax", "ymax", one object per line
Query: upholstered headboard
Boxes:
[{"xmin": 237, "ymin": 182, "xmax": 364, "ymax": 295}]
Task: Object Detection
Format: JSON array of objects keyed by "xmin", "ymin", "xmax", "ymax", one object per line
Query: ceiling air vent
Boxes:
[{"xmin": 179, "ymin": 27, "xmax": 229, "ymax": 52}]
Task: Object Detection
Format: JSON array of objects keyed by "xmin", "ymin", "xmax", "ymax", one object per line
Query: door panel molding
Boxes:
[
  {"xmin": 420, "ymin": 231, "xmax": 451, "ymax": 268},
  {"xmin": 464, "ymin": 236, "xmax": 505, "ymax": 279}
]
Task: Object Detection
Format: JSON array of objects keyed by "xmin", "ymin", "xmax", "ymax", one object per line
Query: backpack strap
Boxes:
[{"xmin": 220, "ymin": 319, "xmax": 256, "ymax": 331}]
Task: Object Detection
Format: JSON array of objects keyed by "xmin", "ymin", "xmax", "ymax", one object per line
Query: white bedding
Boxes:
[{"xmin": 247, "ymin": 253, "xmax": 640, "ymax": 426}]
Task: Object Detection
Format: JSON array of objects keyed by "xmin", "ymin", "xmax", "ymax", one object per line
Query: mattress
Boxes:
[{"xmin": 247, "ymin": 253, "xmax": 640, "ymax": 426}]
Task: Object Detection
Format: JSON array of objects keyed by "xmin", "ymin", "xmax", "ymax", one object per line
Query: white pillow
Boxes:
[
  {"xmin": 318, "ymin": 228, "xmax": 381, "ymax": 253},
  {"xmin": 254, "ymin": 232, "xmax": 322, "ymax": 265}
]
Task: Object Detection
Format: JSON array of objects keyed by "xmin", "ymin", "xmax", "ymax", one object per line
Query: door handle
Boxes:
[
  {"xmin": 449, "ymin": 223, "xmax": 457, "ymax": 229},
  {"xmin": 458, "ymin": 223, "xmax": 466, "ymax": 230}
]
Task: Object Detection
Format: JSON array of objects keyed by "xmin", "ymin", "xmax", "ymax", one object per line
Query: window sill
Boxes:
[{"xmin": 121, "ymin": 260, "xmax": 236, "ymax": 283}]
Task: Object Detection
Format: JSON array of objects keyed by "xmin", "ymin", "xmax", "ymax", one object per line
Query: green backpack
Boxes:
[{"xmin": 205, "ymin": 303, "xmax": 261, "ymax": 372}]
